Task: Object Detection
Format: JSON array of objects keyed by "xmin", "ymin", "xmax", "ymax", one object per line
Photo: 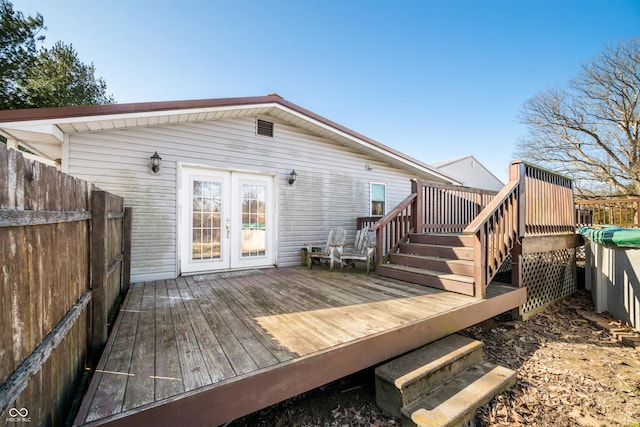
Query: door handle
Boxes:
[{"xmin": 225, "ymin": 220, "xmax": 230, "ymax": 238}]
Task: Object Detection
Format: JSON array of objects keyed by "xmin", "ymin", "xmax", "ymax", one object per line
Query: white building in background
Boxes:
[{"xmin": 432, "ymin": 155, "xmax": 504, "ymax": 192}]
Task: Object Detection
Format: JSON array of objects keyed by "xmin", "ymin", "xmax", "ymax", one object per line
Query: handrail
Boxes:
[
  {"xmin": 464, "ymin": 179, "xmax": 520, "ymax": 298},
  {"xmin": 369, "ymin": 193, "xmax": 416, "ymax": 232},
  {"xmin": 577, "ymin": 197, "xmax": 640, "ymax": 203},
  {"xmin": 465, "ymin": 180, "xmax": 520, "ymax": 233},
  {"xmin": 370, "ymin": 192, "xmax": 417, "ymax": 265}
]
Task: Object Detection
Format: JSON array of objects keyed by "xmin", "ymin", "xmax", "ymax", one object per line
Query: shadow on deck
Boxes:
[{"xmin": 74, "ymin": 266, "xmax": 526, "ymax": 426}]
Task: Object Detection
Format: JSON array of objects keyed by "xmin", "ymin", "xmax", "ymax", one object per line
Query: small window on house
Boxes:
[
  {"xmin": 256, "ymin": 119, "xmax": 274, "ymax": 137},
  {"xmin": 370, "ymin": 182, "xmax": 386, "ymax": 216}
]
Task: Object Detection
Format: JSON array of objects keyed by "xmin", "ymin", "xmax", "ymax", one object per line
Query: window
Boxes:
[{"xmin": 370, "ymin": 182, "xmax": 386, "ymax": 216}]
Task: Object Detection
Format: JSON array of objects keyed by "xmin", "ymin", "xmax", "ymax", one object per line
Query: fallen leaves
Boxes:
[{"xmin": 466, "ymin": 290, "xmax": 640, "ymax": 426}]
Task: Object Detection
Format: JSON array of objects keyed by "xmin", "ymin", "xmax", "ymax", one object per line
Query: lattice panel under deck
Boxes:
[{"xmin": 520, "ymin": 248, "xmax": 576, "ymax": 317}]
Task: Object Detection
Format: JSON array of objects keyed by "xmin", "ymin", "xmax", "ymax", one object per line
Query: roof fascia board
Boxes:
[
  {"xmin": 0, "ymin": 96, "xmax": 461, "ymax": 184},
  {"xmin": 0, "ymin": 103, "xmax": 276, "ymax": 129},
  {"xmin": 0, "ymin": 123, "xmax": 64, "ymax": 142}
]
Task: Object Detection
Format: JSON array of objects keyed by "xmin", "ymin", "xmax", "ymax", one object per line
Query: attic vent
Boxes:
[{"xmin": 256, "ymin": 119, "xmax": 274, "ymax": 137}]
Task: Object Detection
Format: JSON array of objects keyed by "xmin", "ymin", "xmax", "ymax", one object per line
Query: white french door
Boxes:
[{"xmin": 180, "ymin": 166, "xmax": 274, "ymax": 274}]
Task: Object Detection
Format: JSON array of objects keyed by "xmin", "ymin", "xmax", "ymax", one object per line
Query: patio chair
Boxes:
[
  {"xmin": 304, "ymin": 227, "xmax": 348, "ymax": 271},
  {"xmin": 339, "ymin": 228, "xmax": 376, "ymax": 274}
]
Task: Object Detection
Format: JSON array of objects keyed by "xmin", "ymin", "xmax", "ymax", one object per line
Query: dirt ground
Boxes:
[{"xmin": 229, "ymin": 289, "xmax": 640, "ymax": 427}]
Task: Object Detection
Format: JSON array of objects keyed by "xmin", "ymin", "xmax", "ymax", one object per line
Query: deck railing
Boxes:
[
  {"xmin": 464, "ymin": 161, "xmax": 575, "ymax": 296},
  {"xmin": 363, "ymin": 160, "xmax": 576, "ymax": 299},
  {"xmin": 575, "ymin": 198, "xmax": 640, "ymax": 228},
  {"xmin": 415, "ymin": 180, "xmax": 498, "ymax": 233},
  {"xmin": 520, "ymin": 162, "xmax": 575, "ymax": 235},
  {"xmin": 367, "ymin": 180, "xmax": 497, "ymax": 265},
  {"xmin": 464, "ymin": 179, "xmax": 520, "ymax": 298},
  {"xmin": 368, "ymin": 193, "xmax": 416, "ymax": 265}
]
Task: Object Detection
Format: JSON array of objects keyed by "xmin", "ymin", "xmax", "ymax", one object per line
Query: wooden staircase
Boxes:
[
  {"xmin": 376, "ymin": 233, "xmax": 478, "ymax": 297},
  {"xmin": 363, "ymin": 161, "xmax": 577, "ymax": 300}
]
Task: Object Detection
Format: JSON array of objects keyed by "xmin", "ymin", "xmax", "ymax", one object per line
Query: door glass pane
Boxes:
[
  {"xmin": 192, "ymin": 180, "xmax": 221, "ymax": 260},
  {"xmin": 241, "ymin": 184, "xmax": 266, "ymax": 257}
]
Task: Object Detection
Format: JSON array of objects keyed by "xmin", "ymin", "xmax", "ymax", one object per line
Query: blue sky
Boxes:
[{"xmin": 13, "ymin": 0, "xmax": 640, "ymax": 182}]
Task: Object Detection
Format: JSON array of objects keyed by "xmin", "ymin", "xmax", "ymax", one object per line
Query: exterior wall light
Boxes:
[
  {"xmin": 150, "ymin": 151, "xmax": 162, "ymax": 174},
  {"xmin": 288, "ymin": 169, "xmax": 297, "ymax": 185}
]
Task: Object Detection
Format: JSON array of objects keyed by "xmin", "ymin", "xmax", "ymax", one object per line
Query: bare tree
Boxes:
[{"xmin": 517, "ymin": 38, "xmax": 640, "ymax": 198}]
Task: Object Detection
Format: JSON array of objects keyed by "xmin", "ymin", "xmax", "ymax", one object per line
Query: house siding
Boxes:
[
  {"xmin": 68, "ymin": 116, "xmax": 419, "ymax": 282},
  {"xmin": 435, "ymin": 157, "xmax": 504, "ymax": 192}
]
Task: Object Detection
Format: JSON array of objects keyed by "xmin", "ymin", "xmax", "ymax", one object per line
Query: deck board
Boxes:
[
  {"xmin": 74, "ymin": 266, "xmax": 526, "ymax": 427},
  {"xmin": 153, "ymin": 280, "xmax": 184, "ymax": 401},
  {"xmin": 86, "ymin": 286, "xmax": 141, "ymax": 422},
  {"xmin": 209, "ymin": 279, "xmax": 291, "ymax": 367},
  {"xmin": 166, "ymin": 278, "xmax": 212, "ymax": 391},
  {"xmin": 176, "ymin": 278, "xmax": 235, "ymax": 383},
  {"xmin": 122, "ymin": 281, "xmax": 156, "ymax": 411},
  {"xmin": 187, "ymin": 278, "xmax": 264, "ymax": 374},
  {"xmin": 220, "ymin": 276, "xmax": 332, "ymax": 355}
]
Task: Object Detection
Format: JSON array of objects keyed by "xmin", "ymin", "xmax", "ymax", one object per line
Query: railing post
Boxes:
[
  {"xmin": 473, "ymin": 228, "xmax": 486, "ymax": 298},
  {"xmin": 411, "ymin": 179, "xmax": 420, "ymax": 233},
  {"xmin": 510, "ymin": 161, "xmax": 525, "ymax": 288},
  {"xmin": 375, "ymin": 224, "xmax": 383, "ymax": 269}
]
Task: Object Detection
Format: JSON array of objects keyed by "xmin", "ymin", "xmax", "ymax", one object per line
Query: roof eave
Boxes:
[{"xmin": 0, "ymin": 95, "xmax": 461, "ymax": 184}]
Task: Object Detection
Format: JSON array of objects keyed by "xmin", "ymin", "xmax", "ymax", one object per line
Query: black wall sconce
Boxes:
[
  {"xmin": 150, "ymin": 151, "xmax": 162, "ymax": 174},
  {"xmin": 288, "ymin": 169, "xmax": 297, "ymax": 185}
]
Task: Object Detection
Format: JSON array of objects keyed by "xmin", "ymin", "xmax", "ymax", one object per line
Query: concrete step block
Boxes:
[
  {"xmin": 375, "ymin": 334, "xmax": 484, "ymax": 418},
  {"xmin": 402, "ymin": 361, "xmax": 517, "ymax": 427}
]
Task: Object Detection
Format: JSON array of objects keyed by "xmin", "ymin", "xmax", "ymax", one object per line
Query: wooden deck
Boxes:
[{"xmin": 74, "ymin": 266, "xmax": 526, "ymax": 427}]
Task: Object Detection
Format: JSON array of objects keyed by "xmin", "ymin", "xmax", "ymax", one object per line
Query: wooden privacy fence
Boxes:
[
  {"xmin": 0, "ymin": 146, "xmax": 131, "ymax": 427},
  {"xmin": 575, "ymin": 198, "xmax": 640, "ymax": 228}
]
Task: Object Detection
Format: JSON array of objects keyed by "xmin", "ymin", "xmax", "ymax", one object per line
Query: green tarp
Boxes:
[{"xmin": 579, "ymin": 225, "xmax": 640, "ymax": 249}]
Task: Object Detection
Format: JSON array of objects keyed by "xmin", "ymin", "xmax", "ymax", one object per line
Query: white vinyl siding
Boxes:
[
  {"xmin": 434, "ymin": 156, "xmax": 504, "ymax": 192},
  {"xmin": 68, "ymin": 116, "xmax": 420, "ymax": 282}
]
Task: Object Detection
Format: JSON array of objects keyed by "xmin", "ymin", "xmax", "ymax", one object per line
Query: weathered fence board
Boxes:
[
  {"xmin": 0, "ymin": 144, "xmax": 129, "ymax": 427},
  {"xmin": 0, "ymin": 210, "xmax": 92, "ymax": 226},
  {"xmin": 90, "ymin": 191, "xmax": 125, "ymax": 355}
]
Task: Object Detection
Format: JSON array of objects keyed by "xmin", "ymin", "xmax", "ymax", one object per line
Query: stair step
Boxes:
[
  {"xmin": 377, "ymin": 264, "xmax": 475, "ymax": 296},
  {"xmin": 388, "ymin": 253, "xmax": 474, "ymax": 276},
  {"xmin": 375, "ymin": 335, "xmax": 484, "ymax": 418},
  {"xmin": 399, "ymin": 243, "xmax": 475, "ymax": 261},
  {"xmin": 409, "ymin": 233, "xmax": 474, "ymax": 247},
  {"xmin": 402, "ymin": 361, "xmax": 517, "ymax": 427}
]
